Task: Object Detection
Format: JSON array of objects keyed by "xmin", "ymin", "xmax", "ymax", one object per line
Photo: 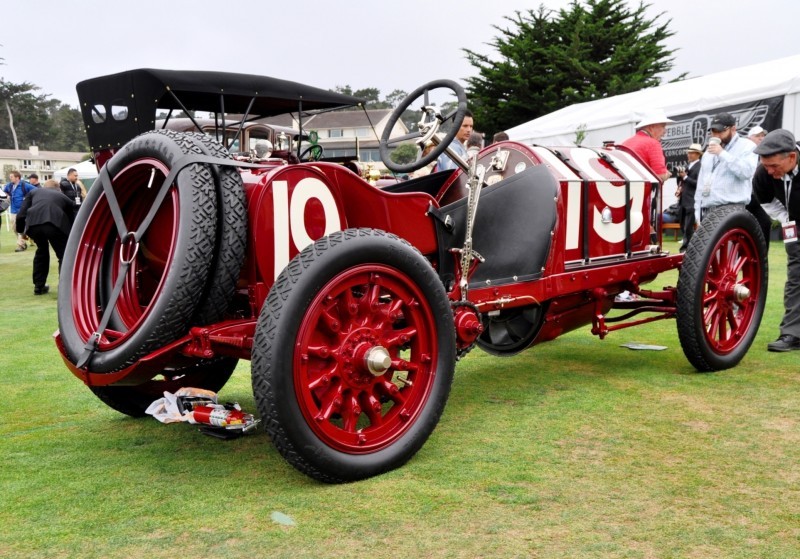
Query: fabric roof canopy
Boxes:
[{"xmin": 77, "ymin": 68, "xmax": 365, "ymax": 150}]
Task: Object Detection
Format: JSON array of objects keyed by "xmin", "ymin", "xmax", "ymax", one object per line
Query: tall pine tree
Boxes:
[{"xmin": 464, "ymin": 0, "xmax": 682, "ymax": 136}]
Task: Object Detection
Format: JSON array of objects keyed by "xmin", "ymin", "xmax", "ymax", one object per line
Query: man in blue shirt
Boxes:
[
  {"xmin": 695, "ymin": 113, "xmax": 757, "ymax": 221},
  {"xmin": 436, "ymin": 109, "xmax": 474, "ymax": 172},
  {"xmin": 3, "ymin": 170, "xmax": 37, "ymax": 251}
]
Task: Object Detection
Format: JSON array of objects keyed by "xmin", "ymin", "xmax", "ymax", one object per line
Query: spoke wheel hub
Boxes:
[{"xmin": 294, "ymin": 264, "xmax": 438, "ymax": 453}]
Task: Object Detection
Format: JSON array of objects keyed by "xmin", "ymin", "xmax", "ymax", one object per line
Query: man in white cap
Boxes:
[
  {"xmin": 748, "ymin": 125, "xmax": 767, "ymax": 145},
  {"xmin": 621, "ymin": 110, "xmax": 673, "ymax": 251},
  {"xmin": 621, "ymin": 109, "xmax": 673, "ymax": 182}
]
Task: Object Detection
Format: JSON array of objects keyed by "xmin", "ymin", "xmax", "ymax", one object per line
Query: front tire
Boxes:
[
  {"xmin": 251, "ymin": 229, "xmax": 456, "ymax": 482},
  {"xmin": 677, "ymin": 205, "xmax": 767, "ymax": 371}
]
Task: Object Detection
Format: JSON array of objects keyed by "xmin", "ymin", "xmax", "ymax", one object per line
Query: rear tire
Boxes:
[{"xmin": 89, "ymin": 357, "xmax": 239, "ymax": 417}]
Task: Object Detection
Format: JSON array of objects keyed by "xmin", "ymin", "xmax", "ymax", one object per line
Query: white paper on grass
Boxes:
[
  {"xmin": 620, "ymin": 342, "xmax": 668, "ymax": 351},
  {"xmin": 271, "ymin": 511, "xmax": 296, "ymax": 526}
]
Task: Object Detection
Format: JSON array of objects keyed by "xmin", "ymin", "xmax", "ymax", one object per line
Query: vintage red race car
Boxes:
[{"xmin": 56, "ymin": 69, "xmax": 767, "ymax": 482}]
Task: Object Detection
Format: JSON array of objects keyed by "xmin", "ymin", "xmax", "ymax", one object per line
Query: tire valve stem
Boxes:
[
  {"xmin": 146, "ymin": 167, "xmax": 156, "ymax": 189},
  {"xmin": 397, "ymin": 375, "xmax": 413, "ymax": 387}
]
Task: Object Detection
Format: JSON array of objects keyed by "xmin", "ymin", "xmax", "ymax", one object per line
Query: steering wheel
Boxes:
[
  {"xmin": 300, "ymin": 144, "xmax": 324, "ymax": 161},
  {"xmin": 379, "ymin": 79, "xmax": 467, "ymax": 174}
]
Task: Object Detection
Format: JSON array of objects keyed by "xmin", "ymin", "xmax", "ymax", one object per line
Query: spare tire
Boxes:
[
  {"xmin": 183, "ymin": 133, "xmax": 247, "ymax": 325},
  {"xmin": 58, "ymin": 130, "xmax": 218, "ymax": 373}
]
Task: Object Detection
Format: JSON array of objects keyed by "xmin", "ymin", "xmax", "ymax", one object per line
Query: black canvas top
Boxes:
[{"xmin": 76, "ymin": 68, "xmax": 364, "ymax": 150}]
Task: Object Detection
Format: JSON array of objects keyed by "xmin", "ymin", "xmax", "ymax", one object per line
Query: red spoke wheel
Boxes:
[
  {"xmin": 252, "ymin": 229, "xmax": 456, "ymax": 483},
  {"xmin": 58, "ymin": 130, "xmax": 218, "ymax": 375},
  {"xmin": 677, "ymin": 205, "xmax": 767, "ymax": 371}
]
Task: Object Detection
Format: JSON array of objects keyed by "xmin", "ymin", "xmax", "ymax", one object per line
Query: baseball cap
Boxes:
[
  {"xmin": 687, "ymin": 143, "xmax": 703, "ymax": 154},
  {"xmin": 753, "ymin": 129, "xmax": 797, "ymax": 156},
  {"xmin": 748, "ymin": 125, "xmax": 767, "ymax": 137},
  {"xmin": 710, "ymin": 112, "xmax": 736, "ymax": 131}
]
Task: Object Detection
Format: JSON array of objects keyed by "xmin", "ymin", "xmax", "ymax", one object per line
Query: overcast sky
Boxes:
[{"xmin": 1, "ymin": 0, "xmax": 798, "ymax": 111}]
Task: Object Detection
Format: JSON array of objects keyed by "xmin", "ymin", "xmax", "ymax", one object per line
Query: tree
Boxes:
[
  {"xmin": 333, "ymin": 85, "xmax": 354, "ymax": 97},
  {"xmin": 352, "ymin": 87, "xmax": 383, "ymax": 107},
  {"xmin": 330, "ymin": 86, "xmax": 407, "ymax": 111},
  {"xmin": 0, "ymin": 80, "xmax": 42, "ymax": 150},
  {"xmin": 464, "ymin": 0, "xmax": 683, "ymax": 137},
  {"xmin": 48, "ymin": 102, "xmax": 90, "ymax": 152},
  {"xmin": 389, "ymin": 143, "xmax": 419, "ymax": 165},
  {"xmin": 0, "ymin": 79, "xmax": 88, "ymax": 152},
  {"xmin": 384, "ymin": 89, "xmax": 408, "ymax": 108}
]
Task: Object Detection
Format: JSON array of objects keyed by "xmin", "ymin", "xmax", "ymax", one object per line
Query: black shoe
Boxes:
[
  {"xmin": 34, "ymin": 285, "xmax": 49, "ymax": 295},
  {"xmin": 15, "ymin": 245, "xmax": 27, "ymax": 252},
  {"xmin": 767, "ymin": 334, "xmax": 800, "ymax": 352}
]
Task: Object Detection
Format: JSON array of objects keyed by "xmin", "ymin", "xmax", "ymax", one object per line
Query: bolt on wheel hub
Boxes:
[
  {"xmin": 364, "ymin": 346, "xmax": 392, "ymax": 376},
  {"xmin": 733, "ymin": 284, "xmax": 750, "ymax": 303}
]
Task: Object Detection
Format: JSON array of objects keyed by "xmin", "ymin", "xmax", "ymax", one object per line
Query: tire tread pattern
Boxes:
[{"xmin": 183, "ymin": 133, "xmax": 248, "ymax": 325}]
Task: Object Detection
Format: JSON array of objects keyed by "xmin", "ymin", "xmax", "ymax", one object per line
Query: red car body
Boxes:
[{"xmin": 56, "ymin": 70, "xmax": 766, "ymax": 482}]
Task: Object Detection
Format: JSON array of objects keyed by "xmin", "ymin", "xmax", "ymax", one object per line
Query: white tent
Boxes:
[
  {"xmin": 506, "ymin": 55, "xmax": 800, "ymax": 147},
  {"xmin": 53, "ymin": 159, "xmax": 99, "ymax": 189}
]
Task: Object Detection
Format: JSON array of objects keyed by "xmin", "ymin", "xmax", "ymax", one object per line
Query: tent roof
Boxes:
[
  {"xmin": 53, "ymin": 159, "xmax": 98, "ymax": 180},
  {"xmin": 507, "ymin": 55, "xmax": 800, "ymax": 143}
]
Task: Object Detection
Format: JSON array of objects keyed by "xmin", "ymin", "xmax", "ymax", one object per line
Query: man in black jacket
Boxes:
[
  {"xmin": 16, "ymin": 179, "xmax": 75, "ymax": 295},
  {"xmin": 59, "ymin": 167, "xmax": 86, "ymax": 209},
  {"xmin": 752, "ymin": 129, "xmax": 800, "ymax": 352},
  {"xmin": 676, "ymin": 143, "xmax": 702, "ymax": 252}
]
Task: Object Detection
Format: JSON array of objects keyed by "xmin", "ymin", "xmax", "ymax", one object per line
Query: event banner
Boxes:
[{"xmin": 661, "ymin": 96, "xmax": 784, "ymax": 173}]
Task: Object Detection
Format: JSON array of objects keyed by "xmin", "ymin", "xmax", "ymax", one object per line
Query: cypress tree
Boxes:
[{"xmin": 464, "ymin": 0, "xmax": 683, "ymax": 137}]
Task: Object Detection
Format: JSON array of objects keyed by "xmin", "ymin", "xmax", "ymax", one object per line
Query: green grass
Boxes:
[{"xmin": 2, "ymin": 225, "xmax": 798, "ymax": 559}]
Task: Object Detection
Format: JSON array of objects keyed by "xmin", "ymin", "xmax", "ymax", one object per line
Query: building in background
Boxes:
[
  {"xmin": 264, "ymin": 109, "xmax": 409, "ymax": 167},
  {"xmin": 0, "ymin": 146, "xmax": 87, "ymax": 183}
]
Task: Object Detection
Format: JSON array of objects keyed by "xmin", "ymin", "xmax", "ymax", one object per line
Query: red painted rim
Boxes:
[
  {"xmin": 70, "ymin": 158, "xmax": 179, "ymax": 350},
  {"xmin": 293, "ymin": 264, "xmax": 438, "ymax": 454},
  {"xmin": 700, "ymin": 227, "xmax": 762, "ymax": 354}
]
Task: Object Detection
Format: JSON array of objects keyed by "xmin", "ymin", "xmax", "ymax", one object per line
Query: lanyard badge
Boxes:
[{"xmin": 783, "ymin": 220, "xmax": 797, "ymax": 243}]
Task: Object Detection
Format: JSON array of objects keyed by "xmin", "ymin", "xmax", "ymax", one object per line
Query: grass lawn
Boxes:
[{"xmin": 1, "ymin": 223, "xmax": 798, "ymax": 559}]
